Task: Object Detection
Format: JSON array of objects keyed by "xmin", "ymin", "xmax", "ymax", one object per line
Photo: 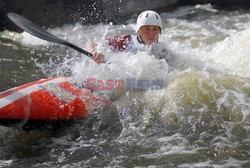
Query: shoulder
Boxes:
[{"xmin": 107, "ymin": 34, "xmax": 132, "ymax": 52}]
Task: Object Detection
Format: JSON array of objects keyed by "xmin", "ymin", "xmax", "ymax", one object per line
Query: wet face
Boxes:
[{"xmin": 139, "ymin": 25, "xmax": 161, "ymax": 45}]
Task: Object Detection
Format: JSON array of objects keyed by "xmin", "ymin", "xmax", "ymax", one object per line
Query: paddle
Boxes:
[{"xmin": 7, "ymin": 12, "xmax": 93, "ymax": 57}]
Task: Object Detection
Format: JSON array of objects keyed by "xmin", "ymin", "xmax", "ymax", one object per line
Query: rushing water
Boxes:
[{"xmin": 0, "ymin": 4, "xmax": 250, "ymax": 167}]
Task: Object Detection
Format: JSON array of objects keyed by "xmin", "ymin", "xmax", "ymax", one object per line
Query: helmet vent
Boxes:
[
  {"xmin": 136, "ymin": 10, "xmax": 162, "ymax": 33},
  {"xmin": 155, "ymin": 14, "xmax": 159, "ymax": 19}
]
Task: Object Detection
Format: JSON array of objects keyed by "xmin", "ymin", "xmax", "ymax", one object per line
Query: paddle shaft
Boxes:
[
  {"xmin": 66, "ymin": 42, "xmax": 93, "ymax": 57},
  {"xmin": 7, "ymin": 12, "xmax": 93, "ymax": 57}
]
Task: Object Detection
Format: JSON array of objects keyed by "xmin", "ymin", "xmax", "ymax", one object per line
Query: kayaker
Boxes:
[{"xmin": 85, "ymin": 10, "xmax": 174, "ymax": 64}]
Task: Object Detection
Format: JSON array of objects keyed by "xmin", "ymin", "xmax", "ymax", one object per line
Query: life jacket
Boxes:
[
  {"xmin": 107, "ymin": 34, "xmax": 132, "ymax": 52},
  {"xmin": 106, "ymin": 35, "xmax": 145, "ymax": 54}
]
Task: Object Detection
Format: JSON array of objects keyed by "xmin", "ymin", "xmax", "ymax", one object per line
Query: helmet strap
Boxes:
[{"xmin": 137, "ymin": 35, "xmax": 144, "ymax": 44}]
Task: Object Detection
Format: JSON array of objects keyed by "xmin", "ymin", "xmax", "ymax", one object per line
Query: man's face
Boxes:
[{"xmin": 139, "ymin": 25, "xmax": 161, "ymax": 45}]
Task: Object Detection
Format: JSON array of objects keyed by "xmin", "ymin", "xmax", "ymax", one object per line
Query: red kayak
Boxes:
[{"xmin": 0, "ymin": 77, "xmax": 110, "ymax": 128}]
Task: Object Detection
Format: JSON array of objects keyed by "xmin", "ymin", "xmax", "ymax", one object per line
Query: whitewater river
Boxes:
[{"xmin": 0, "ymin": 4, "xmax": 250, "ymax": 167}]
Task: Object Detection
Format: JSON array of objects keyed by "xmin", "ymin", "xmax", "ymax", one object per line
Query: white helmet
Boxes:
[{"xmin": 135, "ymin": 10, "xmax": 162, "ymax": 33}]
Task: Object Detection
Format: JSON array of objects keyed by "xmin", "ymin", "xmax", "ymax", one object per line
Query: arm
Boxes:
[
  {"xmin": 84, "ymin": 34, "xmax": 131, "ymax": 64},
  {"xmin": 85, "ymin": 41, "xmax": 105, "ymax": 64},
  {"xmin": 151, "ymin": 42, "xmax": 175, "ymax": 63},
  {"xmin": 152, "ymin": 42, "xmax": 205, "ymax": 70}
]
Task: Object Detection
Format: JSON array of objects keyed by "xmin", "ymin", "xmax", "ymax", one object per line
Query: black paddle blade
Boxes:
[
  {"xmin": 7, "ymin": 12, "xmax": 93, "ymax": 57},
  {"xmin": 8, "ymin": 12, "xmax": 65, "ymax": 44}
]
